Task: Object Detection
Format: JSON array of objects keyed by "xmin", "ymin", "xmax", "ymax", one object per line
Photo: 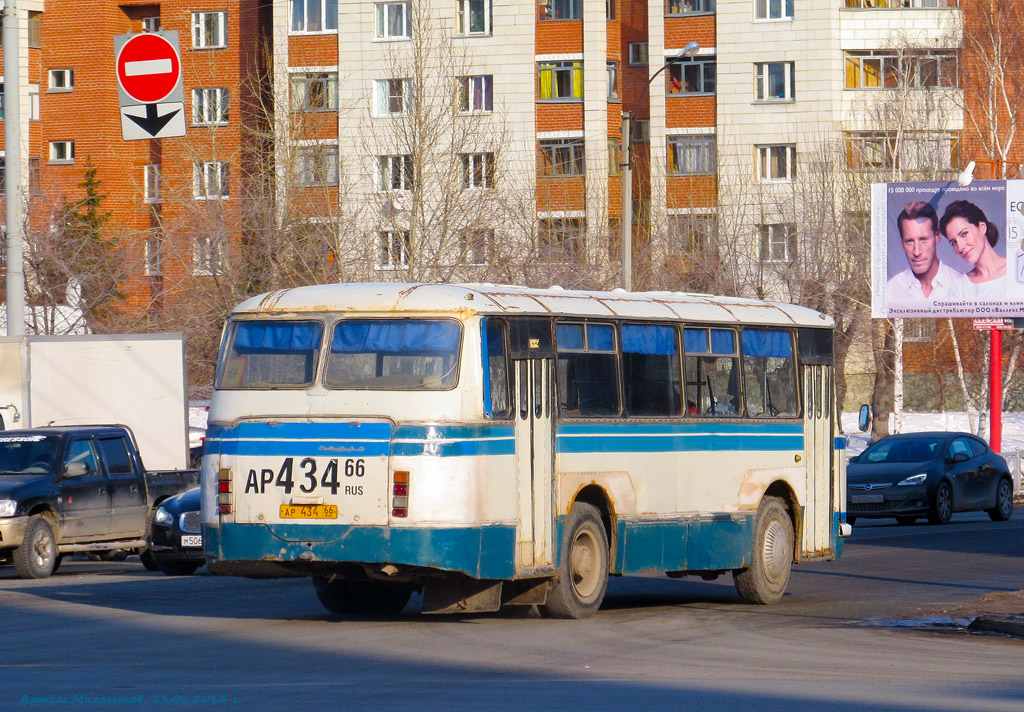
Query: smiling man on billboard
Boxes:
[{"xmin": 887, "ymin": 201, "xmax": 967, "ymax": 307}]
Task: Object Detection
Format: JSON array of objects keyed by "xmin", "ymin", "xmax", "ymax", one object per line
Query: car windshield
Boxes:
[
  {"xmin": 0, "ymin": 435, "xmax": 61, "ymax": 474},
  {"xmin": 860, "ymin": 437, "xmax": 944, "ymax": 464}
]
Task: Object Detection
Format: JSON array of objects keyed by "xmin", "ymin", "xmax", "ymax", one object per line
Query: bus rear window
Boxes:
[
  {"xmin": 325, "ymin": 319, "xmax": 462, "ymax": 390},
  {"xmin": 218, "ymin": 320, "xmax": 324, "ymax": 388}
]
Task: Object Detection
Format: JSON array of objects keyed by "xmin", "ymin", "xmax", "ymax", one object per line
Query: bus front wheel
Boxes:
[
  {"xmin": 733, "ymin": 496, "xmax": 793, "ymax": 605},
  {"xmin": 543, "ymin": 502, "xmax": 609, "ymax": 619}
]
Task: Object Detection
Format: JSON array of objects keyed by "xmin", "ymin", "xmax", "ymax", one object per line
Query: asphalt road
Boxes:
[{"xmin": 2, "ymin": 513, "xmax": 1022, "ymax": 712}]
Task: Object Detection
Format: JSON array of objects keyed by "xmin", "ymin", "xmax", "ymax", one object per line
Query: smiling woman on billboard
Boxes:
[{"xmin": 939, "ymin": 199, "xmax": 1006, "ymax": 298}]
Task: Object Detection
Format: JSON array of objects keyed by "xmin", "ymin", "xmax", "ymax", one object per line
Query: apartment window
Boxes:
[
  {"xmin": 608, "ymin": 138, "xmax": 621, "ymax": 176},
  {"xmin": 461, "ymin": 152, "xmax": 494, "ymax": 189},
  {"xmin": 629, "ymin": 43, "xmax": 648, "ymax": 66},
  {"xmin": 0, "ymin": 158, "xmax": 4, "ymax": 192},
  {"xmin": 457, "ymin": 0, "xmax": 491, "ymax": 35},
  {"xmin": 298, "ymin": 146, "xmax": 339, "ymax": 187},
  {"xmin": 145, "ymin": 230, "xmax": 162, "ymax": 277},
  {"xmin": 635, "ymin": 120, "xmax": 650, "ymax": 142},
  {"xmin": 460, "ymin": 229, "xmax": 493, "ymax": 265},
  {"xmin": 194, "ymin": 160, "xmax": 229, "ymax": 199},
  {"xmin": 48, "ymin": 69, "xmax": 73, "ymax": 92},
  {"xmin": 843, "ymin": 0, "xmax": 959, "ymax": 7},
  {"xmin": 375, "ymin": 2, "xmax": 409, "ymax": 39},
  {"xmin": 606, "ymin": 0, "xmax": 616, "ymax": 19},
  {"xmin": 142, "ymin": 16, "xmax": 161, "ymax": 32},
  {"xmin": 844, "ymin": 50, "xmax": 958, "ymax": 90},
  {"xmin": 291, "ymin": 0, "xmax": 339, "ymax": 32},
  {"xmin": 0, "ymin": 86, "xmax": 3, "ymax": 121},
  {"xmin": 27, "ymin": 12, "xmax": 41, "ymax": 48},
  {"xmin": 904, "ymin": 320, "xmax": 936, "ymax": 342},
  {"xmin": 192, "ymin": 88, "xmax": 229, "ymax": 125},
  {"xmin": 49, "ymin": 141, "xmax": 74, "ymax": 164},
  {"xmin": 291, "ymin": 73, "xmax": 338, "ymax": 112},
  {"xmin": 458, "ymin": 75, "xmax": 493, "ymax": 112},
  {"xmin": 29, "ymin": 158, "xmax": 40, "ymax": 194},
  {"xmin": 756, "ymin": 144, "xmax": 796, "ymax": 182},
  {"xmin": 759, "ymin": 223, "xmax": 796, "ymax": 263},
  {"xmin": 607, "ymin": 62, "xmax": 619, "ymax": 101},
  {"xmin": 666, "ymin": 0, "xmax": 715, "ymax": 13},
  {"xmin": 29, "ymin": 84, "xmax": 39, "ymax": 121},
  {"xmin": 539, "ymin": 138, "xmax": 585, "ymax": 176},
  {"xmin": 668, "ymin": 135, "xmax": 716, "ymax": 175},
  {"xmin": 668, "ymin": 214, "xmax": 718, "ymax": 255},
  {"xmin": 538, "ymin": 61, "xmax": 583, "ymax": 100},
  {"xmin": 194, "ymin": 233, "xmax": 225, "ymax": 275},
  {"xmin": 377, "ymin": 154, "xmax": 414, "ymax": 190},
  {"xmin": 377, "ymin": 230, "xmax": 410, "ymax": 269},
  {"xmin": 539, "ymin": 0, "xmax": 581, "ymax": 20},
  {"xmin": 755, "ymin": 0, "xmax": 792, "ymax": 19},
  {"xmin": 755, "ymin": 62, "xmax": 795, "ymax": 101},
  {"xmin": 538, "ymin": 218, "xmax": 585, "ymax": 261},
  {"xmin": 845, "ymin": 131, "xmax": 958, "ymax": 171},
  {"xmin": 375, "ymin": 78, "xmax": 410, "ymax": 115},
  {"xmin": 144, "ymin": 164, "xmax": 161, "ymax": 204},
  {"xmin": 668, "ymin": 57, "xmax": 716, "ymax": 94},
  {"xmin": 192, "ymin": 11, "xmax": 227, "ymax": 49}
]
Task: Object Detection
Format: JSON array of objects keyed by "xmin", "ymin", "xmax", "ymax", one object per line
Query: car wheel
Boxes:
[
  {"xmin": 541, "ymin": 502, "xmax": 609, "ymax": 619},
  {"xmin": 13, "ymin": 516, "xmax": 58, "ymax": 579},
  {"xmin": 987, "ymin": 478, "xmax": 1013, "ymax": 522},
  {"xmin": 927, "ymin": 481, "xmax": 954, "ymax": 525},
  {"xmin": 734, "ymin": 496, "xmax": 793, "ymax": 605},
  {"xmin": 895, "ymin": 516, "xmax": 917, "ymax": 526},
  {"xmin": 139, "ymin": 549, "xmax": 161, "ymax": 572},
  {"xmin": 312, "ymin": 576, "xmax": 357, "ymax": 614},
  {"xmin": 158, "ymin": 559, "xmax": 202, "ymax": 576}
]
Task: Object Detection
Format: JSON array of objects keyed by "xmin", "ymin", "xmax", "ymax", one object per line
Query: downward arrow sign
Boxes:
[{"xmin": 126, "ymin": 103, "xmax": 180, "ymax": 137}]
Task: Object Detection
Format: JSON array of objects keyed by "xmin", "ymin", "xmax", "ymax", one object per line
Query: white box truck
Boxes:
[{"xmin": 0, "ymin": 334, "xmax": 190, "ymax": 471}]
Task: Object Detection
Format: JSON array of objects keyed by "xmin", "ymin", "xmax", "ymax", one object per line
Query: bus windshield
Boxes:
[{"xmin": 325, "ymin": 319, "xmax": 461, "ymax": 390}]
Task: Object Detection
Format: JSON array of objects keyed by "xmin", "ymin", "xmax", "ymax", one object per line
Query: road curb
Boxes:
[{"xmin": 967, "ymin": 615, "xmax": 1024, "ymax": 638}]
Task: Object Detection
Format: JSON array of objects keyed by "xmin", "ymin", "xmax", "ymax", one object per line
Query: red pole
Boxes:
[{"xmin": 990, "ymin": 327, "xmax": 1002, "ymax": 452}]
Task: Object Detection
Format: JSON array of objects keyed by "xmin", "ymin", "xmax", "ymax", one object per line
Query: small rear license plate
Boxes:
[
  {"xmin": 180, "ymin": 535, "xmax": 203, "ymax": 548},
  {"xmin": 280, "ymin": 504, "xmax": 339, "ymax": 520},
  {"xmin": 850, "ymin": 494, "xmax": 884, "ymax": 504}
]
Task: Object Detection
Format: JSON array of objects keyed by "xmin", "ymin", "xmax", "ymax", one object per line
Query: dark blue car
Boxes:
[{"xmin": 847, "ymin": 432, "xmax": 1014, "ymax": 525}]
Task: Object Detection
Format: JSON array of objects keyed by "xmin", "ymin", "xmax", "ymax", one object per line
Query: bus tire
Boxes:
[
  {"xmin": 542, "ymin": 502, "xmax": 609, "ymax": 619},
  {"xmin": 312, "ymin": 576, "xmax": 357, "ymax": 614},
  {"xmin": 733, "ymin": 496, "xmax": 793, "ymax": 605},
  {"xmin": 347, "ymin": 580, "xmax": 413, "ymax": 616},
  {"xmin": 13, "ymin": 516, "xmax": 58, "ymax": 579}
]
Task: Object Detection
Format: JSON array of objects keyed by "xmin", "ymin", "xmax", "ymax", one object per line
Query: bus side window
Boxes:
[
  {"xmin": 741, "ymin": 329, "xmax": 798, "ymax": 417},
  {"xmin": 483, "ymin": 319, "xmax": 512, "ymax": 419},
  {"xmin": 683, "ymin": 328, "xmax": 740, "ymax": 416},
  {"xmin": 555, "ymin": 322, "xmax": 620, "ymax": 417},
  {"xmin": 622, "ymin": 323, "xmax": 681, "ymax": 417}
]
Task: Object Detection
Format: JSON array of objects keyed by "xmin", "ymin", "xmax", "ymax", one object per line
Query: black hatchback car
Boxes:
[
  {"xmin": 149, "ymin": 487, "xmax": 204, "ymax": 575},
  {"xmin": 847, "ymin": 432, "xmax": 1014, "ymax": 525}
]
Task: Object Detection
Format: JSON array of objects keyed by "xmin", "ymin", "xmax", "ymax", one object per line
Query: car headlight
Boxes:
[
  {"xmin": 0, "ymin": 500, "xmax": 17, "ymax": 517},
  {"xmin": 897, "ymin": 473, "xmax": 928, "ymax": 487},
  {"xmin": 153, "ymin": 507, "xmax": 174, "ymax": 526}
]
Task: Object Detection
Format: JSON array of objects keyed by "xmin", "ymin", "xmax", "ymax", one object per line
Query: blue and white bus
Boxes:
[{"xmin": 202, "ymin": 283, "xmax": 848, "ymax": 618}]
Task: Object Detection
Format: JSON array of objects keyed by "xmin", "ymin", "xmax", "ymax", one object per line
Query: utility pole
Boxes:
[
  {"xmin": 620, "ymin": 111, "xmax": 632, "ymax": 292},
  {"xmin": 4, "ymin": 0, "xmax": 25, "ymax": 336}
]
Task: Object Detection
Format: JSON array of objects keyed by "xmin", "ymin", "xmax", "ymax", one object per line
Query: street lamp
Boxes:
[{"xmin": 620, "ymin": 41, "xmax": 700, "ymax": 291}]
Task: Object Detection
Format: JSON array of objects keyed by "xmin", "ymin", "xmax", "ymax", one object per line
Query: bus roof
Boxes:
[{"xmin": 231, "ymin": 283, "xmax": 834, "ymax": 329}]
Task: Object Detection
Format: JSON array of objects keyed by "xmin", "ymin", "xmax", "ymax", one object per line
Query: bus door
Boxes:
[
  {"xmin": 508, "ymin": 319, "xmax": 555, "ymax": 574},
  {"xmin": 802, "ymin": 364, "xmax": 834, "ymax": 555}
]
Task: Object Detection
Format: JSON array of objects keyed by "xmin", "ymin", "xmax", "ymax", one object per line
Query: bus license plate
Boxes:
[
  {"xmin": 180, "ymin": 535, "xmax": 203, "ymax": 548},
  {"xmin": 850, "ymin": 494, "xmax": 884, "ymax": 504},
  {"xmin": 280, "ymin": 504, "xmax": 339, "ymax": 520}
]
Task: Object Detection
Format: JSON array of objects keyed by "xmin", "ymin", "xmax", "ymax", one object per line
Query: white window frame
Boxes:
[
  {"xmin": 665, "ymin": 0, "xmax": 715, "ymax": 14},
  {"xmin": 192, "ymin": 11, "xmax": 227, "ymax": 49},
  {"xmin": 297, "ymin": 145, "xmax": 339, "ymax": 187},
  {"xmin": 29, "ymin": 84, "xmax": 40, "ymax": 121},
  {"xmin": 192, "ymin": 88, "xmax": 229, "ymax": 126},
  {"xmin": 607, "ymin": 61, "xmax": 619, "ymax": 101},
  {"xmin": 539, "ymin": 0, "xmax": 582, "ymax": 20},
  {"xmin": 459, "ymin": 75, "xmax": 493, "ymax": 113},
  {"xmin": 374, "ymin": 2, "xmax": 410, "ymax": 39},
  {"xmin": 756, "ymin": 144, "xmax": 796, "ymax": 182},
  {"xmin": 667, "ymin": 57, "xmax": 716, "ymax": 95},
  {"xmin": 668, "ymin": 134, "xmax": 716, "ymax": 175},
  {"xmin": 374, "ymin": 78, "xmax": 411, "ymax": 115},
  {"xmin": 456, "ymin": 0, "xmax": 492, "ymax": 35},
  {"xmin": 145, "ymin": 230, "xmax": 162, "ymax": 277},
  {"xmin": 754, "ymin": 62, "xmax": 795, "ymax": 101},
  {"xmin": 668, "ymin": 214, "xmax": 718, "ymax": 255},
  {"xmin": 538, "ymin": 61, "xmax": 583, "ymax": 101},
  {"xmin": 759, "ymin": 223, "xmax": 795, "ymax": 263},
  {"xmin": 49, "ymin": 141, "xmax": 74, "ymax": 164},
  {"xmin": 144, "ymin": 164, "xmax": 161, "ymax": 204},
  {"xmin": 142, "ymin": 16, "xmax": 161, "ymax": 32},
  {"xmin": 291, "ymin": 72, "xmax": 339, "ymax": 112},
  {"xmin": 539, "ymin": 138, "xmax": 585, "ymax": 177},
  {"xmin": 460, "ymin": 228, "xmax": 493, "ymax": 265},
  {"xmin": 377, "ymin": 154, "xmax": 414, "ymax": 191},
  {"xmin": 193, "ymin": 233, "xmax": 225, "ymax": 276},
  {"xmin": 291, "ymin": 0, "xmax": 339, "ymax": 33},
  {"xmin": 538, "ymin": 218, "xmax": 586, "ymax": 261},
  {"xmin": 461, "ymin": 152, "xmax": 494, "ymax": 189},
  {"xmin": 47, "ymin": 68, "xmax": 73, "ymax": 92},
  {"xmin": 629, "ymin": 42, "xmax": 648, "ymax": 66},
  {"xmin": 755, "ymin": 0, "xmax": 793, "ymax": 20},
  {"xmin": 193, "ymin": 160, "xmax": 230, "ymax": 200},
  {"xmin": 844, "ymin": 50, "xmax": 958, "ymax": 90},
  {"xmin": 377, "ymin": 230, "xmax": 411, "ymax": 270}
]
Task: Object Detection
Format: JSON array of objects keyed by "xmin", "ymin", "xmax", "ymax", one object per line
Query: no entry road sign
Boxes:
[{"xmin": 114, "ymin": 31, "xmax": 186, "ymax": 140}]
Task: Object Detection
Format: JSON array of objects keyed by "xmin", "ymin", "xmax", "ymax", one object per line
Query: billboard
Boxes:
[{"xmin": 871, "ymin": 179, "xmax": 1024, "ymax": 318}]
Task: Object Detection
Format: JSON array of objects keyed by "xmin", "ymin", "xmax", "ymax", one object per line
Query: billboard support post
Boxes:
[{"xmin": 990, "ymin": 327, "xmax": 1002, "ymax": 452}]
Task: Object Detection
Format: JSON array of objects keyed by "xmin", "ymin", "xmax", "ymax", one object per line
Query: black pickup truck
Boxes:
[{"xmin": 0, "ymin": 426, "xmax": 198, "ymax": 579}]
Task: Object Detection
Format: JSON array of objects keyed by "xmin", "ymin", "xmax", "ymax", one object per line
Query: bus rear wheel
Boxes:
[
  {"xmin": 542, "ymin": 502, "xmax": 609, "ymax": 619},
  {"xmin": 733, "ymin": 496, "xmax": 793, "ymax": 605}
]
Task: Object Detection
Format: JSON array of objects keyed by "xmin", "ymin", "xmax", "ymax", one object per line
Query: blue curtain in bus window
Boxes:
[
  {"xmin": 622, "ymin": 325, "xmax": 681, "ymax": 416},
  {"xmin": 741, "ymin": 329, "xmax": 797, "ymax": 417},
  {"xmin": 332, "ymin": 320, "xmax": 460, "ymax": 353},
  {"xmin": 233, "ymin": 322, "xmax": 322, "ymax": 353},
  {"xmin": 556, "ymin": 323, "xmax": 584, "ymax": 350},
  {"xmin": 683, "ymin": 328, "xmax": 709, "ymax": 353},
  {"xmin": 483, "ymin": 319, "xmax": 511, "ymax": 419},
  {"xmin": 587, "ymin": 324, "xmax": 615, "ymax": 351},
  {"xmin": 221, "ymin": 321, "xmax": 322, "ymax": 388},
  {"xmin": 711, "ymin": 329, "xmax": 736, "ymax": 355},
  {"xmin": 326, "ymin": 319, "xmax": 462, "ymax": 390}
]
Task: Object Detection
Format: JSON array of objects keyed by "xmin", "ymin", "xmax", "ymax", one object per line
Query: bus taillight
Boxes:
[
  {"xmin": 217, "ymin": 468, "xmax": 232, "ymax": 515},
  {"xmin": 392, "ymin": 471, "xmax": 409, "ymax": 517}
]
